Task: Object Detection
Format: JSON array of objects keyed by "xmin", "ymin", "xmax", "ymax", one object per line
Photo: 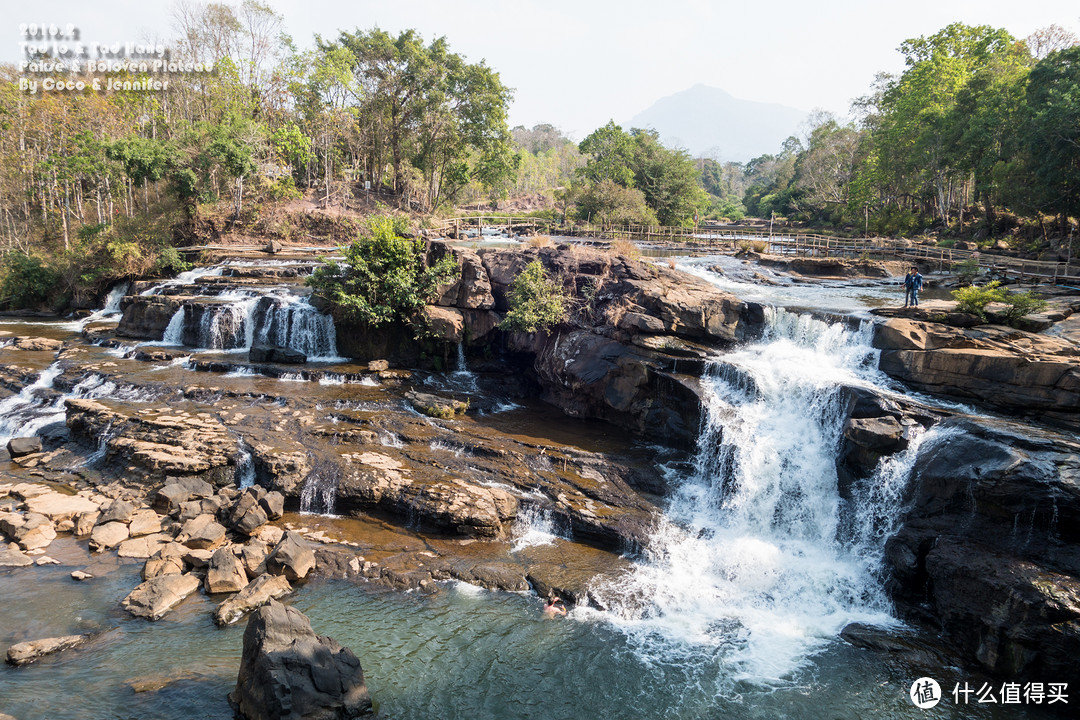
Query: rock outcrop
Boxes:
[
  {"xmin": 873, "ymin": 317, "xmax": 1080, "ymax": 415},
  {"xmin": 885, "ymin": 418, "xmax": 1080, "ymax": 689},
  {"xmin": 230, "ymin": 600, "xmax": 372, "ymax": 719},
  {"xmin": 121, "ymin": 573, "xmax": 202, "ymax": 620}
]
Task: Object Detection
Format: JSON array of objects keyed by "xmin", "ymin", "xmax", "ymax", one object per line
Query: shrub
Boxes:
[
  {"xmin": 155, "ymin": 246, "xmax": 193, "ymax": 275},
  {"xmin": 1000, "ymin": 290, "xmax": 1048, "ymax": 326},
  {"xmin": 500, "ymin": 260, "xmax": 568, "ymax": 333},
  {"xmin": 951, "ymin": 281, "xmax": 1006, "ymax": 321},
  {"xmin": 953, "ymin": 258, "xmax": 981, "ymax": 285},
  {"xmin": 0, "ymin": 253, "xmax": 62, "ymax": 309},
  {"xmin": 307, "ymin": 215, "xmax": 459, "ymax": 329},
  {"xmin": 526, "ymin": 235, "xmax": 554, "ymax": 248}
]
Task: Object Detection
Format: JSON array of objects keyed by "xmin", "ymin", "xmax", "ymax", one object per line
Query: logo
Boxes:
[{"xmin": 910, "ymin": 677, "xmax": 942, "ymax": 709}]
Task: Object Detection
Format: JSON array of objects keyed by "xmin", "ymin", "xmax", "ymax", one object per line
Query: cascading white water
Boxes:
[
  {"xmin": 449, "ymin": 343, "xmax": 479, "ymax": 392},
  {"xmin": 591, "ymin": 308, "xmax": 928, "ymax": 685},
  {"xmin": 234, "ymin": 443, "xmax": 256, "ymax": 489},
  {"xmin": 510, "ymin": 505, "xmax": 564, "ymax": 552},
  {"xmin": 160, "ymin": 308, "xmax": 186, "ymax": 346},
  {"xmin": 0, "ymin": 366, "xmax": 157, "ymax": 445},
  {"xmin": 299, "ymin": 462, "xmax": 340, "ymax": 515},
  {"xmin": 254, "ymin": 295, "xmax": 341, "ymax": 361},
  {"xmin": 0, "ymin": 363, "xmax": 65, "ymax": 444}
]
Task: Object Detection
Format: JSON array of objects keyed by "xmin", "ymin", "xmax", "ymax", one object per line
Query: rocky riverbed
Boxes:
[{"xmin": 2, "ymin": 240, "xmax": 1080, "ymax": 718}]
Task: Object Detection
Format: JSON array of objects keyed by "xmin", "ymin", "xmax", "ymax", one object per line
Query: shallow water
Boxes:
[{"xmin": 0, "ymin": 542, "xmax": 1054, "ymax": 720}]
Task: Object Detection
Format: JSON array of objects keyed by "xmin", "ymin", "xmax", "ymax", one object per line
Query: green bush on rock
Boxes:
[
  {"xmin": 951, "ymin": 281, "xmax": 1006, "ymax": 321},
  {"xmin": 308, "ymin": 215, "xmax": 458, "ymax": 331},
  {"xmin": 500, "ymin": 260, "xmax": 568, "ymax": 333}
]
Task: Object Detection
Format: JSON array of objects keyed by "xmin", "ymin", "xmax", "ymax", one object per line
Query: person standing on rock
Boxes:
[
  {"xmin": 909, "ymin": 267, "xmax": 924, "ymax": 306},
  {"xmin": 903, "ymin": 267, "xmax": 924, "ymax": 307}
]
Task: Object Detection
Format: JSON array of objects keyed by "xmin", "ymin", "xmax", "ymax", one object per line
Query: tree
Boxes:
[
  {"xmin": 500, "ymin": 260, "xmax": 568, "ymax": 333},
  {"xmin": 326, "ymin": 29, "xmax": 516, "ymax": 209},
  {"xmin": 1024, "ymin": 46, "xmax": 1080, "ymax": 235}
]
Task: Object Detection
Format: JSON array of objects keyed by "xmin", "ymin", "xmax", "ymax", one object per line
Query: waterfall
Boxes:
[
  {"xmin": 234, "ymin": 442, "xmax": 256, "ymax": 489},
  {"xmin": 591, "ymin": 308, "xmax": 921, "ymax": 683},
  {"xmin": 510, "ymin": 505, "xmax": 566, "ymax": 552},
  {"xmin": 299, "ymin": 461, "xmax": 340, "ymax": 515},
  {"xmin": 449, "ymin": 343, "xmax": 478, "ymax": 392},
  {"xmin": 160, "ymin": 308, "xmax": 185, "ymax": 345},
  {"xmin": 253, "ymin": 296, "xmax": 341, "ymax": 361}
]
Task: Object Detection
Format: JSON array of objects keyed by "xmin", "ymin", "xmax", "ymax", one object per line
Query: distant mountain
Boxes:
[{"xmin": 629, "ymin": 84, "xmax": 807, "ymax": 163}]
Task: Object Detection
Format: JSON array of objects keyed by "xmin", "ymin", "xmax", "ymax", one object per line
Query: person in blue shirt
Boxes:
[{"xmin": 904, "ymin": 266, "xmax": 924, "ymax": 307}]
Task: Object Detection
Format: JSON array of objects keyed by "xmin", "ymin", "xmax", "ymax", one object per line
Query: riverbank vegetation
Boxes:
[{"xmin": 0, "ymin": 4, "xmax": 1077, "ymax": 312}]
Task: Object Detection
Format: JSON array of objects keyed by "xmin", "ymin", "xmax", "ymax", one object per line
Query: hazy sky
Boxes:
[{"xmin": 9, "ymin": 0, "xmax": 1080, "ymax": 139}]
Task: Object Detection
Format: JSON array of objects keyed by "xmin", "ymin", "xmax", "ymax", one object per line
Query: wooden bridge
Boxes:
[{"xmin": 432, "ymin": 216, "xmax": 1080, "ymax": 286}]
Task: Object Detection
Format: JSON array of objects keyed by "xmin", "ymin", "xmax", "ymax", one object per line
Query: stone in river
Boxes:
[
  {"xmin": 229, "ymin": 599, "xmax": 372, "ymax": 718},
  {"xmin": 205, "ymin": 546, "xmax": 249, "ymax": 594},
  {"xmin": 6, "ymin": 437, "xmax": 42, "ymax": 458},
  {"xmin": 266, "ymin": 531, "xmax": 315, "ymax": 582},
  {"xmin": 6, "ymin": 634, "xmax": 89, "ymax": 666},
  {"xmin": 120, "ymin": 573, "xmax": 201, "ymax": 620},
  {"xmin": 89, "ymin": 521, "xmax": 129, "ymax": 552},
  {"xmin": 213, "ymin": 574, "xmax": 292, "ymax": 626}
]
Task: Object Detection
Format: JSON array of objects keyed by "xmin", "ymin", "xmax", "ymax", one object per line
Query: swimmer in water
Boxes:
[{"xmin": 543, "ymin": 595, "xmax": 567, "ymax": 616}]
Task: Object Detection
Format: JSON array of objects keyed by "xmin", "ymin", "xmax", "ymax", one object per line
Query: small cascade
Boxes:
[
  {"xmin": 140, "ymin": 265, "xmax": 224, "ymax": 295},
  {"xmin": 65, "ymin": 282, "xmax": 131, "ymax": 330},
  {"xmin": 591, "ymin": 308, "xmax": 922, "ymax": 684},
  {"xmin": 449, "ymin": 343, "xmax": 479, "ymax": 392},
  {"xmin": 254, "ymin": 296, "xmax": 341, "ymax": 361},
  {"xmin": 510, "ymin": 505, "xmax": 567, "ymax": 552},
  {"xmin": 234, "ymin": 442, "xmax": 256, "ymax": 489},
  {"xmin": 0, "ymin": 366, "xmax": 156, "ymax": 445},
  {"xmin": 83, "ymin": 420, "xmax": 116, "ymax": 467},
  {"xmin": 299, "ymin": 461, "xmax": 340, "ymax": 515},
  {"xmin": 160, "ymin": 308, "xmax": 186, "ymax": 346},
  {"xmin": 0, "ymin": 363, "xmax": 65, "ymax": 444}
]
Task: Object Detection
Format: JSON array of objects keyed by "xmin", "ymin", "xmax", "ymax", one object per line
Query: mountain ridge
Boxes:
[{"xmin": 628, "ymin": 84, "xmax": 807, "ymax": 162}]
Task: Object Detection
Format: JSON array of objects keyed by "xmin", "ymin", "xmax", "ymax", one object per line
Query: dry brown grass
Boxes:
[
  {"xmin": 526, "ymin": 234, "xmax": 554, "ymax": 248},
  {"xmin": 608, "ymin": 238, "xmax": 641, "ymax": 259},
  {"xmin": 666, "ymin": 258, "xmax": 677, "ymax": 269}
]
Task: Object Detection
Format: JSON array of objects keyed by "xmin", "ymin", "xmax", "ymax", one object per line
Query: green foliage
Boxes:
[
  {"xmin": 0, "ymin": 253, "xmax": 62, "ymax": 309},
  {"xmin": 954, "ymin": 257, "xmax": 982, "ymax": 284},
  {"xmin": 307, "ymin": 215, "xmax": 458, "ymax": 329},
  {"xmin": 951, "ymin": 280, "xmax": 1006, "ymax": 320},
  {"xmin": 155, "ymin": 247, "xmax": 193, "ymax": 275},
  {"xmin": 573, "ymin": 180, "xmax": 658, "ymax": 226},
  {"xmin": 1024, "ymin": 46, "xmax": 1080, "ymax": 224},
  {"xmin": 1000, "ymin": 290, "xmax": 1048, "ymax": 325},
  {"xmin": 500, "ymin": 260, "xmax": 568, "ymax": 333},
  {"xmin": 576, "ymin": 123, "xmax": 704, "ymax": 225}
]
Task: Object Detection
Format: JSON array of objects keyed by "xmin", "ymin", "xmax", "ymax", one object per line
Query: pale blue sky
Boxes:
[{"xmin": 9, "ymin": 0, "xmax": 1079, "ymax": 139}]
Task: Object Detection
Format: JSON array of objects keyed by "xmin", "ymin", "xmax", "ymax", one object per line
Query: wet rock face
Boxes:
[
  {"xmin": 230, "ymin": 600, "xmax": 372, "ymax": 719},
  {"xmin": 885, "ymin": 418, "xmax": 1080, "ymax": 688},
  {"xmin": 117, "ymin": 295, "xmax": 183, "ymax": 340}
]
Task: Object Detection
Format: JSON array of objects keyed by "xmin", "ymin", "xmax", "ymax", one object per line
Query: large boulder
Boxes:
[
  {"xmin": 266, "ymin": 531, "xmax": 315, "ymax": 582},
  {"xmin": 230, "ymin": 600, "xmax": 372, "ymax": 719},
  {"xmin": 228, "ymin": 488, "xmax": 270, "ymax": 536},
  {"xmin": 121, "ymin": 573, "xmax": 202, "ymax": 620},
  {"xmin": 205, "ymin": 547, "xmax": 249, "ymax": 594},
  {"xmin": 177, "ymin": 514, "xmax": 227, "ymax": 551},
  {"xmin": 0, "ymin": 512, "xmax": 56, "ymax": 551},
  {"xmin": 214, "ymin": 573, "xmax": 292, "ymax": 626},
  {"xmin": 886, "ymin": 418, "xmax": 1080, "ymax": 688},
  {"xmin": 152, "ymin": 477, "xmax": 216, "ymax": 515},
  {"xmin": 6, "ymin": 437, "xmax": 42, "ymax": 458},
  {"xmin": 249, "ymin": 345, "xmax": 307, "ymax": 364},
  {"xmin": 873, "ymin": 318, "xmax": 1080, "ymax": 413},
  {"xmin": 89, "ymin": 521, "xmax": 129, "ymax": 552}
]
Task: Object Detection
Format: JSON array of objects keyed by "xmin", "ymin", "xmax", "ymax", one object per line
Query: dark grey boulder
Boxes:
[
  {"xmin": 230, "ymin": 599, "xmax": 371, "ymax": 719},
  {"xmin": 6, "ymin": 437, "xmax": 42, "ymax": 458},
  {"xmin": 249, "ymin": 345, "xmax": 307, "ymax": 364}
]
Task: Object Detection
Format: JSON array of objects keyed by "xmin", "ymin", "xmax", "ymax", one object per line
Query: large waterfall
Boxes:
[{"xmin": 592, "ymin": 308, "xmax": 940, "ymax": 685}]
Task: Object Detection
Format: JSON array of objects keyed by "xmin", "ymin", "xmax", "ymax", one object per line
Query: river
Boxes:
[{"xmin": 0, "ymin": 252, "xmax": 1060, "ymax": 719}]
